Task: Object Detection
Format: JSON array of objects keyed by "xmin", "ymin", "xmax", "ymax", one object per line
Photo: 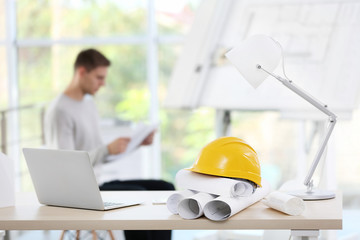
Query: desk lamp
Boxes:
[{"xmin": 225, "ymin": 35, "xmax": 337, "ymax": 200}]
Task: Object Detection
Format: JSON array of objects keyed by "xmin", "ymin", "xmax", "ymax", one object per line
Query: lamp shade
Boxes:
[{"xmin": 225, "ymin": 35, "xmax": 282, "ymax": 88}]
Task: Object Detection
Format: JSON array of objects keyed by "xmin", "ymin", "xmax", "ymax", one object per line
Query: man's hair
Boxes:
[{"xmin": 74, "ymin": 48, "xmax": 111, "ymax": 72}]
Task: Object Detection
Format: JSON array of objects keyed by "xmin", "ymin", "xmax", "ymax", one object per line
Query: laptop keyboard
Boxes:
[{"xmin": 104, "ymin": 202, "xmax": 124, "ymax": 207}]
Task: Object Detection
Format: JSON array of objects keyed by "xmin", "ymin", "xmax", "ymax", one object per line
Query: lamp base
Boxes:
[{"xmin": 288, "ymin": 189, "xmax": 336, "ymax": 201}]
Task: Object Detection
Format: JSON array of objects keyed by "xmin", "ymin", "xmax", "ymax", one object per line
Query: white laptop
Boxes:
[{"xmin": 23, "ymin": 148, "xmax": 142, "ymax": 211}]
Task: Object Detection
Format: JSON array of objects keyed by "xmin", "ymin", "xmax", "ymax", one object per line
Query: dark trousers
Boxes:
[{"xmin": 99, "ymin": 179, "xmax": 175, "ymax": 240}]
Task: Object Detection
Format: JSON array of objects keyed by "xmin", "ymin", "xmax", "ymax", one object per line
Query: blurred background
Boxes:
[{"xmin": 1, "ymin": 0, "xmax": 359, "ymax": 239}]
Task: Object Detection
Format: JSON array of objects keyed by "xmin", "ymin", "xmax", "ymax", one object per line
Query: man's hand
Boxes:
[
  {"xmin": 141, "ymin": 130, "xmax": 155, "ymax": 146},
  {"xmin": 107, "ymin": 137, "xmax": 130, "ymax": 155}
]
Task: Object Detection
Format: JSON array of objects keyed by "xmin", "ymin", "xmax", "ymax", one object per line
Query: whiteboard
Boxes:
[{"xmin": 165, "ymin": 0, "xmax": 360, "ymax": 119}]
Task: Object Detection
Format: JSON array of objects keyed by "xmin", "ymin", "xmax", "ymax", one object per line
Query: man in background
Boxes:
[{"xmin": 45, "ymin": 48, "xmax": 174, "ymax": 240}]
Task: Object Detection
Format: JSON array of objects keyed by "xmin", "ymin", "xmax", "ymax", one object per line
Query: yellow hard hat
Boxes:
[{"xmin": 188, "ymin": 136, "xmax": 262, "ymax": 187}]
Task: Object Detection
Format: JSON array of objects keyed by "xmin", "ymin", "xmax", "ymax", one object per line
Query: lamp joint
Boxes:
[{"xmin": 306, "ymin": 180, "xmax": 314, "ymax": 193}]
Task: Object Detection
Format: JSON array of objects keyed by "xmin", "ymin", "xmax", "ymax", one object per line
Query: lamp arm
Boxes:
[
  {"xmin": 303, "ymin": 118, "xmax": 336, "ymax": 188},
  {"xmin": 257, "ymin": 65, "xmax": 336, "ymax": 118},
  {"xmin": 257, "ymin": 65, "xmax": 337, "ymax": 190}
]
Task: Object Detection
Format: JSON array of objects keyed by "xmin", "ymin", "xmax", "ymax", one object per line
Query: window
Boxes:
[
  {"xmin": 0, "ymin": 0, "xmax": 6, "ymax": 109},
  {"xmin": 0, "ymin": 47, "xmax": 7, "ymax": 109},
  {"xmin": 0, "ymin": 0, "xmax": 5, "ymax": 40},
  {"xmin": 17, "ymin": 0, "xmax": 147, "ymax": 39},
  {"xmin": 158, "ymin": 43, "xmax": 215, "ymax": 182},
  {"xmin": 4, "ymin": 0, "xmax": 203, "ymax": 191},
  {"xmin": 156, "ymin": 0, "xmax": 200, "ymax": 35}
]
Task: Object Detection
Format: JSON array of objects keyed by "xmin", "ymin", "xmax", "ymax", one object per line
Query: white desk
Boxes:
[{"xmin": 0, "ymin": 191, "xmax": 342, "ymax": 240}]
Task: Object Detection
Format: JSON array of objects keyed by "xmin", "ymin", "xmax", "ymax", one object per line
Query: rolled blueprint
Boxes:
[
  {"xmin": 178, "ymin": 192, "xmax": 217, "ymax": 219},
  {"xmin": 262, "ymin": 191, "xmax": 305, "ymax": 216},
  {"xmin": 176, "ymin": 169, "xmax": 255, "ymax": 197},
  {"xmin": 166, "ymin": 189, "xmax": 198, "ymax": 214},
  {"xmin": 203, "ymin": 180, "xmax": 271, "ymax": 221}
]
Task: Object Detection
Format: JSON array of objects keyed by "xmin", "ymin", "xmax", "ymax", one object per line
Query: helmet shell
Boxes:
[{"xmin": 188, "ymin": 137, "xmax": 262, "ymax": 187}]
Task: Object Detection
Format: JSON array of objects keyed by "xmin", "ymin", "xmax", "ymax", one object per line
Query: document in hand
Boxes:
[{"xmin": 107, "ymin": 122, "xmax": 159, "ymax": 161}]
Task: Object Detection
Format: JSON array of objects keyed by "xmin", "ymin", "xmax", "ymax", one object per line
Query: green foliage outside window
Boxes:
[
  {"xmin": 17, "ymin": 0, "xmax": 147, "ymax": 39},
  {"xmin": 115, "ymin": 88, "xmax": 149, "ymax": 121}
]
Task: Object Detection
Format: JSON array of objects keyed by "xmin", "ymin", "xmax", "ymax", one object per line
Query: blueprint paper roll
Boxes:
[
  {"xmin": 176, "ymin": 169, "xmax": 255, "ymax": 197},
  {"xmin": 262, "ymin": 191, "xmax": 305, "ymax": 216},
  {"xmin": 231, "ymin": 181, "xmax": 254, "ymax": 197},
  {"xmin": 178, "ymin": 192, "xmax": 217, "ymax": 219},
  {"xmin": 166, "ymin": 189, "xmax": 198, "ymax": 214},
  {"xmin": 203, "ymin": 180, "xmax": 271, "ymax": 221}
]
